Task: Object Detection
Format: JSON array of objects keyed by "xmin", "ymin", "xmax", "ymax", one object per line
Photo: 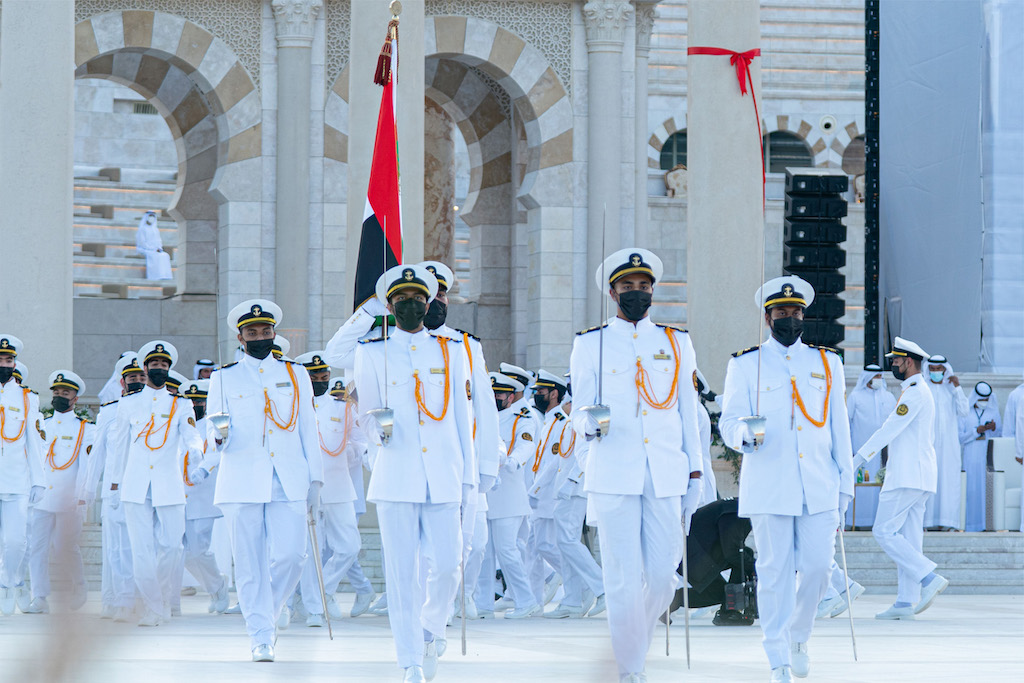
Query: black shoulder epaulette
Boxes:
[
  {"xmin": 29, "ymin": 388, "xmax": 38, "ymax": 395},
  {"xmin": 517, "ymin": 407, "xmax": 532, "ymax": 417},
  {"xmin": 808, "ymin": 344, "xmax": 841, "ymax": 356},
  {"xmin": 454, "ymin": 328, "xmax": 480, "ymax": 342},
  {"xmin": 219, "ymin": 361, "xmax": 238, "ymax": 370},
  {"xmin": 555, "ymin": 412, "xmax": 566, "ymax": 421},
  {"xmin": 655, "ymin": 322, "xmax": 688, "ymax": 333},
  {"xmin": 732, "ymin": 346, "xmax": 760, "ymax": 358},
  {"xmin": 125, "ymin": 387, "xmax": 143, "ymax": 396},
  {"xmin": 100, "ymin": 399, "xmax": 119, "ymax": 407},
  {"xmin": 358, "ymin": 336, "xmax": 385, "ymax": 344},
  {"xmin": 429, "ymin": 332, "xmax": 463, "ymax": 343},
  {"xmin": 576, "ymin": 323, "xmax": 609, "ymax": 336},
  {"xmin": 283, "ymin": 359, "xmax": 301, "ymax": 365}
]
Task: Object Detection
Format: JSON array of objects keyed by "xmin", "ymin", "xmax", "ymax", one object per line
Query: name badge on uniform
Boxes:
[
  {"xmin": 653, "ymin": 353, "xmax": 671, "ymax": 360},
  {"xmin": 330, "ymin": 416, "xmax": 341, "ymax": 422},
  {"xmin": 430, "ymin": 368, "xmax": 445, "ymax": 375},
  {"xmin": 61, "ymin": 435, "xmax": 74, "ymax": 440},
  {"xmin": 160, "ymin": 413, "xmax": 170, "ymax": 418},
  {"xmin": 7, "ymin": 406, "xmax": 20, "ymax": 413},
  {"xmin": 276, "ymin": 382, "xmax": 290, "ymax": 388},
  {"xmin": 811, "ymin": 372, "xmax": 825, "ymax": 380}
]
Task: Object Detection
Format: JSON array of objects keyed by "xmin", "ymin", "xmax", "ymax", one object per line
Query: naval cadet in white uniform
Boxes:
[
  {"xmin": 108, "ymin": 340, "xmax": 205, "ymax": 627},
  {"xmin": 569, "ymin": 249, "xmax": 704, "ymax": 683},
  {"xmin": 853, "ymin": 336, "xmax": 948, "ymax": 619},
  {"xmin": 354, "ymin": 264, "xmax": 475, "ymax": 683},
  {"xmin": 25, "ymin": 370, "xmax": 95, "ymax": 613},
  {"xmin": 0, "ymin": 334, "xmax": 45, "ymax": 616},
  {"xmin": 205, "ymin": 300, "xmax": 324, "ymax": 662},
  {"xmin": 720, "ymin": 276, "xmax": 854, "ymax": 683}
]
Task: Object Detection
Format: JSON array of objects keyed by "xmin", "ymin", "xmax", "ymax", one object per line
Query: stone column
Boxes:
[
  {"xmin": 271, "ymin": 0, "xmax": 322, "ymax": 355},
  {"xmin": 634, "ymin": 2, "xmax": 657, "ymax": 246},
  {"xmin": 346, "ymin": 1, "xmax": 425, "ymax": 312},
  {"xmin": 583, "ymin": 0, "xmax": 633, "ymax": 322},
  {"xmin": 423, "ymin": 98, "xmax": 456, "ymax": 268},
  {"xmin": 0, "ymin": 0, "xmax": 75, "ymax": 385},
  {"xmin": 686, "ymin": 0, "xmax": 763, "ymax": 390}
]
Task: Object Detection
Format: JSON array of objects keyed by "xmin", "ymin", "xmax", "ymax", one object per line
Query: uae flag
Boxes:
[{"xmin": 353, "ymin": 17, "xmax": 402, "ymax": 309}]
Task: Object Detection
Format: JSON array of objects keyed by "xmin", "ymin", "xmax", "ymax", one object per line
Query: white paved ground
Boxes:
[{"xmin": 1, "ymin": 594, "xmax": 1021, "ymax": 682}]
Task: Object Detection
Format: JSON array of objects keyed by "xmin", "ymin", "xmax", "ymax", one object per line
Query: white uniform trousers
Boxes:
[
  {"xmin": 300, "ymin": 501, "xmax": 361, "ymax": 614},
  {"xmin": 221, "ymin": 499, "xmax": 306, "ymax": 647},
  {"xmin": 590, "ymin": 466, "xmax": 683, "ymax": 676},
  {"xmin": 554, "ymin": 496, "xmax": 604, "ymax": 604},
  {"xmin": 749, "ymin": 507, "xmax": 838, "ymax": 669},
  {"xmin": 527, "ymin": 516, "xmax": 562, "ymax": 604},
  {"xmin": 28, "ymin": 508, "xmax": 85, "ymax": 600},
  {"xmin": 0, "ymin": 495, "xmax": 29, "ymax": 589},
  {"xmin": 460, "ymin": 509, "xmax": 488, "ymax": 611},
  {"xmin": 377, "ymin": 501, "xmax": 461, "ymax": 669},
  {"xmin": 486, "ymin": 516, "xmax": 536, "ymax": 609},
  {"xmin": 872, "ymin": 488, "xmax": 936, "ymax": 604},
  {"xmin": 124, "ymin": 498, "xmax": 185, "ymax": 616},
  {"xmin": 184, "ymin": 518, "xmax": 227, "ymax": 595},
  {"xmin": 822, "ymin": 559, "xmax": 853, "ymax": 600},
  {"xmin": 344, "ymin": 512, "xmax": 374, "ymax": 594},
  {"xmin": 101, "ymin": 498, "xmax": 134, "ymax": 608}
]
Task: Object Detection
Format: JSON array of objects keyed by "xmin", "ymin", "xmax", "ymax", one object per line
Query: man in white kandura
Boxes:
[
  {"xmin": 570, "ymin": 249, "xmax": 703, "ymax": 683},
  {"xmin": 0, "ymin": 334, "xmax": 45, "ymax": 616},
  {"xmin": 294, "ymin": 351, "xmax": 363, "ymax": 627},
  {"xmin": 206, "ymin": 300, "xmax": 324, "ymax": 662},
  {"xmin": 25, "ymin": 370, "xmax": 95, "ymax": 613},
  {"xmin": 108, "ymin": 340, "xmax": 205, "ymax": 627},
  {"xmin": 853, "ymin": 337, "xmax": 948, "ymax": 619},
  {"xmin": 354, "ymin": 264, "xmax": 475, "ymax": 683},
  {"xmin": 720, "ymin": 276, "xmax": 853, "ymax": 683},
  {"xmin": 922, "ymin": 354, "xmax": 968, "ymax": 530},
  {"xmin": 959, "ymin": 381, "xmax": 1001, "ymax": 532}
]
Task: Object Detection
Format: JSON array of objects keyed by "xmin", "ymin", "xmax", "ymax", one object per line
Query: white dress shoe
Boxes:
[
  {"xmin": 113, "ymin": 606, "xmax": 135, "ymax": 622},
  {"xmin": 403, "ymin": 665, "xmax": 426, "ymax": 682},
  {"xmin": 170, "ymin": 606, "xmax": 182, "ymax": 617},
  {"xmin": 369, "ymin": 593, "xmax": 389, "ymax": 616},
  {"xmin": 463, "ymin": 600, "xmax": 479, "ymax": 619},
  {"xmin": 435, "ymin": 636, "xmax": 447, "ymax": 657},
  {"xmin": 351, "ymin": 591, "xmax": 375, "ymax": 617},
  {"xmin": 770, "ymin": 665, "xmax": 793, "ymax": 682},
  {"xmin": 875, "ymin": 604, "xmax": 915, "ymax": 620},
  {"xmin": 506, "ymin": 603, "xmax": 541, "ymax": 619},
  {"xmin": 422, "ymin": 640, "xmax": 438, "ymax": 681},
  {"xmin": 0, "ymin": 588, "xmax": 15, "ymax": 615},
  {"xmin": 181, "ymin": 586, "xmax": 198, "ymax": 596},
  {"xmin": 209, "ymin": 577, "xmax": 230, "ymax": 614},
  {"xmin": 137, "ymin": 609, "xmax": 162, "ymax": 627},
  {"xmin": 588, "ymin": 594, "xmax": 607, "ymax": 617},
  {"xmin": 618, "ymin": 674, "xmax": 645, "ymax": 683},
  {"xmin": 816, "ymin": 593, "xmax": 844, "ymax": 618},
  {"xmin": 791, "ymin": 642, "xmax": 809, "ymax": 678},
  {"xmin": 829, "ymin": 582, "xmax": 867, "ymax": 618},
  {"xmin": 542, "ymin": 576, "xmax": 562, "ymax": 606},
  {"xmin": 276, "ymin": 607, "xmax": 290, "ymax": 629},
  {"xmin": 225, "ymin": 602, "xmax": 242, "ymax": 614},
  {"xmin": 24, "ymin": 597, "xmax": 49, "ymax": 614},
  {"xmin": 492, "ymin": 596, "xmax": 515, "ymax": 612},
  {"xmin": 15, "ymin": 586, "xmax": 32, "ymax": 613},
  {"xmin": 252, "ymin": 644, "xmax": 275, "ymax": 662},
  {"xmin": 306, "ymin": 613, "xmax": 324, "ymax": 627},
  {"xmin": 477, "ymin": 609, "xmax": 495, "ymax": 619},
  {"xmin": 326, "ymin": 595, "xmax": 343, "ymax": 620},
  {"xmin": 100, "ymin": 604, "xmax": 116, "ymax": 619},
  {"xmin": 544, "ymin": 603, "xmax": 587, "ymax": 619},
  {"xmin": 914, "ymin": 574, "xmax": 949, "ymax": 615}
]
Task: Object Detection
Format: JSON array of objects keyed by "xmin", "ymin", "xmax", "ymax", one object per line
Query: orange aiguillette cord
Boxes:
[
  {"xmin": 264, "ymin": 362, "xmax": 300, "ymax": 431},
  {"xmin": 46, "ymin": 419, "xmax": 86, "ymax": 470},
  {"xmin": 414, "ymin": 337, "xmax": 451, "ymax": 421},
  {"xmin": 791, "ymin": 349, "xmax": 832, "ymax": 428},
  {"xmin": 635, "ymin": 327, "xmax": 682, "ymax": 410}
]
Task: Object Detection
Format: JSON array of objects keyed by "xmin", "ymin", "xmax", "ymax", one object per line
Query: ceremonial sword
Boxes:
[
  {"xmin": 738, "ymin": 207, "xmax": 769, "ymax": 448},
  {"xmin": 307, "ymin": 508, "xmax": 334, "ymax": 640},
  {"xmin": 367, "ymin": 217, "xmax": 395, "ymax": 444},
  {"xmin": 579, "ymin": 206, "xmax": 611, "ymax": 438},
  {"xmin": 837, "ymin": 525, "xmax": 857, "ymax": 660}
]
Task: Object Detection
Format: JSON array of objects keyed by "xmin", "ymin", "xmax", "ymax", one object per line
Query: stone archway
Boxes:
[{"xmin": 74, "ymin": 10, "xmax": 262, "ymax": 336}]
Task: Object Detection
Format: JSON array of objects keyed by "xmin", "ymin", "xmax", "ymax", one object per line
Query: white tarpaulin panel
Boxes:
[{"xmin": 880, "ymin": 0, "xmax": 986, "ymax": 370}]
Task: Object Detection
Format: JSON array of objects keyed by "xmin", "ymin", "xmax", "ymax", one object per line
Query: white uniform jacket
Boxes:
[
  {"xmin": 855, "ymin": 375, "xmax": 937, "ymax": 493},
  {"xmin": 323, "ymin": 299, "xmax": 391, "ymax": 371},
  {"xmin": 184, "ymin": 417, "xmax": 221, "ymax": 520},
  {"xmin": 85, "ymin": 399, "xmax": 120, "ymax": 500},
  {"xmin": 314, "ymin": 395, "xmax": 359, "ymax": 505},
  {"xmin": 529, "ymin": 407, "xmax": 570, "ymax": 518},
  {"xmin": 109, "ymin": 386, "xmax": 204, "ymax": 506},
  {"xmin": 207, "ymin": 355, "xmax": 324, "ymax": 505},
  {"xmin": 569, "ymin": 316, "xmax": 703, "ymax": 497},
  {"xmin": 486, "ymin": 402, "xmax": 536, "ymax": 519},
  {"xmin": 354, "ymin": 327, "xmax": 475, "ymax": 505},
  {"xmin": 720, "ymin": 337, "xmax": 854, "ymax": 517},
  {"xmin": 36, "ymin": 413, "xmax": 96, "ymax": 512},
  {"xmin": 0, "ymin": 380, "xmax": 45, "ymax": 494}
]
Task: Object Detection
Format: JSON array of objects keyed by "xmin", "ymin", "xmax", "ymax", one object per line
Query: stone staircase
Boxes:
[
  {"xmin": 72, "ymin": 174, "xmax": 178, "ymax": 299},
  {"xmin": 837, "ymin": 531, "xmax": 1024, "ymax": 595}
]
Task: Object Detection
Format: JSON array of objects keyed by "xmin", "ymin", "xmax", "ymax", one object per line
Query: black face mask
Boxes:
[
  {"xmin": 534, "ymin": 392, "xmax": 552, "ymax": 414},
  {"xmin": 892, "ymin": 362, "xmax": 907, "ymax": 381},
  {"xmin": 52, "ymin": 396, "xmax": 73, "ymax": 413},
  {"xmin": 770, "ymin": 316, "xmax": 803, "ymax": 347},
  {"xmin": 617, "ymin": 290, "xmax": 653, "ymax": 322},
  {"xmin": 245, "ymin": 338, "xmax": 275, "ymax": 360},
  {"xmin": 495, "ymin": 394, "xmax": 513, "ymax": 412},
  {"xmin": 0, "ymin": 367, "xmax": 12, "ymax": 384},
  {"xmin": 193, "ymin": 404, "xmax": 206, "ymax": 421},
  {"xmin": 423, "ymin": 299, "xmax": 448, "ymax": 330},
  {"xmin": 393, "ymin": 299, "xmax": 427, "ymax": 331},
  {"xmin": 126, "ymin": 381, "xmax": 145, "ymax": 394},
  {"xmin": 312, "ymin": 381, "xmax": 330, "ymax": 397},
  {"xmin": 147, "ymin": 368, "xmax": 169, "ymax": 387}
]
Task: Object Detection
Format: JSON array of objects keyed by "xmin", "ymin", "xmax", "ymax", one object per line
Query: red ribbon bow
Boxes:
[{"xmin": 687, "ymin": 46, "xmax": 764, "ymax": 206}]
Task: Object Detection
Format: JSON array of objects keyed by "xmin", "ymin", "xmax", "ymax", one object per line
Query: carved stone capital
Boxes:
[
  {"xmin": 583, "ymin": 0, "xmax": 634, "ymax": 49},
  {"xmin": 272, "ymin": 0, "xmax": 323, "ymax": 46},
  {"xmin": 635, "ymin": 2, "xmax": 659, "ymax": 56}
]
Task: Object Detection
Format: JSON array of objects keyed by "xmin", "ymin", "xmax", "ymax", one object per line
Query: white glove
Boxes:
[
  {"xmin": 583, "ymin": 412, "xmax": 601, "ymax": 437},
  {"xmin": 479, "ymin": 474, "xmax": 497, "ymax": 493},
  {"xmin": 189, "ymin": 467, "xmax": 209, "ymax": 484},
  {"xmin": 361, "ymin": 296, "xmax": 388, "ymax": 318},
  {"xmin": 109, "ymin": 490, "xmax": 121, "ymax": 509},
  {"xmin": 557, "ymin": 479, "xmax": 576, "ymax": 501},
  {"xmin": 839, "ymin": 493, "xmax": 852, "ymax": 519},
  {"xmin": 501, "ymin": 454, "xmax": 520, "ymax": 472},
  {"xmin": 461, "ymin": 483, "xmax": 476, "ymax": 509},
  {"xmin": 307, "ymin": 481, "xmax": 322, "ymax": 518},
  {"xmin": 681, "ymin": 477, "xmax": 702, "ymax": 534},
  {"xmin": 29, "ymin": 485, "xmax": 45, "ymax": 505},
  {"xmin": 740, "ymin": 423, "xmax": 758, "ymax": 452}
]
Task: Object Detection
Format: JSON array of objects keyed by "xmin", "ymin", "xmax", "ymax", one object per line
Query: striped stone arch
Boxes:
[
  {"xmin": 73, "ymin": 10, "xmax": 262, "ymax": 307},
  {"xmin": 323, "ymin": 14, "xmax": 573, "ymax": 225},
  {"xmin": 647, "ymin": 116, "xmax": 685, "ymax": 169}
]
